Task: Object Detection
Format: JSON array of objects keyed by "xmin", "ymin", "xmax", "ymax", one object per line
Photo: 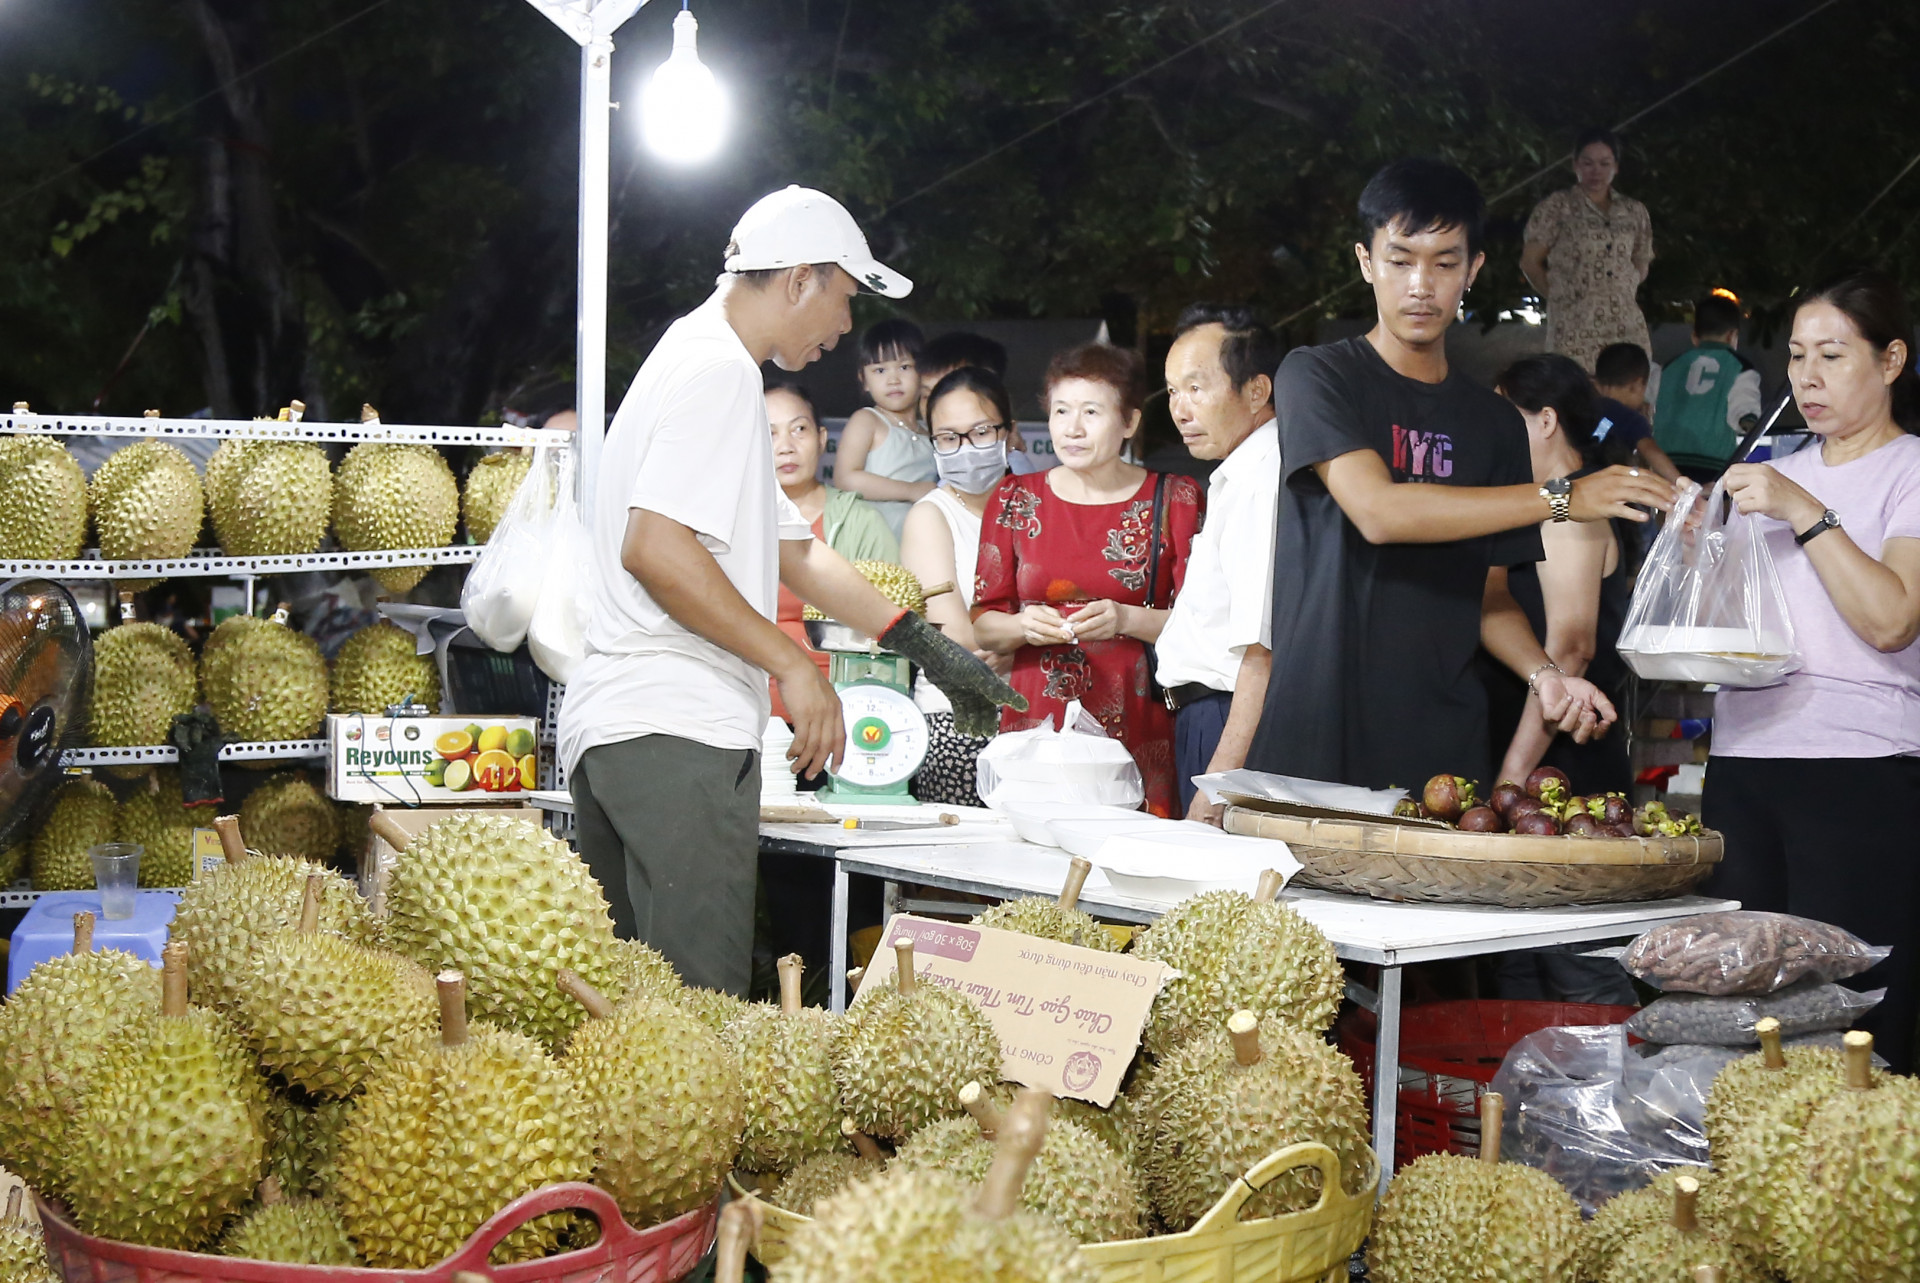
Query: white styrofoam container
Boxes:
[{"xmin": 997, "ymin": 800, "xmax": 1146, "ymax": 847}]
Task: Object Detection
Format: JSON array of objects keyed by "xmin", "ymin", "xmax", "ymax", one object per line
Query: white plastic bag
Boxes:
[
  {"xmin": 1618, "ymin": 478, "xmax": 1799, "ymax": 687},
  {"xmin": 526, "ymin": 450, "xmax": 589, "ymax": 682},
  {"xmin": 976, "ymin": 699, "xmax": 1145, "ymax": 809},
  {"xmin": 460, "ymin": 447, "xmax": 551, "ymax": 652}
]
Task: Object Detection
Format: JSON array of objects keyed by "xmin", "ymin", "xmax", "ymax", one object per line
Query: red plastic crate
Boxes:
[{"xmin": 1337, "ymin": 999, "xmax": 1636, "ymax": 1171}]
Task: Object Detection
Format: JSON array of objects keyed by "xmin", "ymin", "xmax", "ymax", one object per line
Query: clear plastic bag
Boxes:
[
  {"xmin": 1622, "ymin": 910, "xmax": 1891, "ymax": 995},
  {"xmin": 526, "ymin": 450, "xmax": 589, "ymax": 683},
  {"xmin": 1622, "ymin": 978, "xmax": 1884, "ymax": 1045},
  {"xmin": 1617, "ymin": 478, "xmax": 1799, "ymax": 687},
  {"xmin": 975, "ymin": 698, "xmax": 1144, "ymax": 809},
  {"xmin": 459, "ymin": 448, "xmax": 552, "ymax": 653}
]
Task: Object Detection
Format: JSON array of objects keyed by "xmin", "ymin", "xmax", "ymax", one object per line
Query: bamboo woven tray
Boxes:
[
  {"xmin": 1222, "ymin": 804, "xmax": 1721, "ymax": 907},
  {"xmin": 731, "ymin": 1141, "xmax": 1377, "ymax": 1283}
]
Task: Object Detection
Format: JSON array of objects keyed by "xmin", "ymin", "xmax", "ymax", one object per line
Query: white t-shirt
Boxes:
[
  {"xmin": 559, "ymin": 291, "xmax": 812, "ymax": 772},
  {"xmin": 1153, "ymin": 420, "xmax": 1279, "ymax": 692},
  {"xmin": 909, "ymin": 486, "xmax": 983, "ymax": 716}
]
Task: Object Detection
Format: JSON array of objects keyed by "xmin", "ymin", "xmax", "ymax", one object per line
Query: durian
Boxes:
[
  {"xmin": 1131, "ymin": 871, "xmax": 1342, "ymax": 1055},
  {"xmin": 237, "ymin": 872, "xmax": 438, "ymax": 1097},
  {"xmin": 240, "ymin": 771, "xmax": 341, "ymax": 862},
  {"xmin": 329, "ymin": 620, "xmax": 440, "ymax": 713},
  {"xmin": 1579, "ymin": 1167, "xmax": 1725, "ymax": 1282},
  {"xmin": 1141, "ymin": 1010, "xmax": 1370, "ymax": 1231},
  {"xmin": 463, "ymin": 449, "xmax": 533, "ymax": 545},
  {"xmin": 380, "ymin": 809, "xmax": 626, "ymax": 1048},
  {"xmin": 833, "ymin": 937, "xmax": 1003, "ymax": 1141},
  {"xmin": 725, "ymin": 955, "xmax": 843, "ymax": 1173},
  {"xmin": 218, "ymin": 1177, "xmax": 358, "ymax": 1264},
  {"xmin": 1367, "ymin": 1092, "xmax": 1580, "ymax": 1283},
  {"xmin": 776, "ymin": 1088, "xmax": 1101, "ymax": 1283},
  {"xmin": 802, "ymin": 559, "xmax": 925, "ymax": 620},
  {"xmin": 892, "ymin": 1082, "xmax": 1145, "ymax": 1243},
  {"xmin": 970, "ymin": 857, "xmax": 1120, "ymax": 952},
  {"xmin": 89, "ymin": 622, "xmax": 197, "ymax": 752},
  {"xmin": 0, "ymin": 841, "xmax": 25, "ymax": 886},
  {"xmin": 772, "ymin": 1130, "xmax": 886, "ymax": 1215},
  {"xmin": 680, "ymin": 984, "xmax": 751, "ymax": 1033},
  {"xmin": 114, "ymin": 767, "xmax": 198, "ymax": 887},
  {"xmin": 0, "ymin": 434, "xmax": 87, "ymax": 559},
  {"xmin": 201, "ymin": 610, "xmax": 329, "ymax": 742},
  {"xmin": 1593, "ymin": 1174, "xmax": 1765, "ymax": 1283},
  {"xmin": 332, "ymin": 442, "xmax": 459, "ymax": 593},
  {"xmin": 0, "ymin": 1186, "xmax": 59, "ymax": 1283},
  {"xmin": 89, "ymin": 439, "xmax": 204, "ymax": 579},
  {"xmin": 205, "ymin": 438, "xmax": 332, "ymax": 556},
  {"xmin": 609, "ymin": 935, "xmax": 682, "ymax": 1002},
  {"xmin": 0, "ymin": 913, "xmax": 161, "ymax": 1195},
  {"xmin": 266, "ymin": 1089, "xmax": 352, "ymax": 1199},
  {"xmin": 557, "ymin": 970, "xmax": 744, "ymax": 1227},
  {"xmin": 332, "ymin": 971, "xmax": 596, "ymax": 1268},
  {"xmin": 29, "ymin": 775, "xmax": 116, "ymax": 890},
  {"xmin": 60, "ymin": 943, "xmax": 268, "ymax": 1251}
]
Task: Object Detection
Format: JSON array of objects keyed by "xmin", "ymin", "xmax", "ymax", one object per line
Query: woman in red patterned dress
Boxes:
[{"xmin": 972, "ymin": 344, "xmax": 1203, "ymax": 815}]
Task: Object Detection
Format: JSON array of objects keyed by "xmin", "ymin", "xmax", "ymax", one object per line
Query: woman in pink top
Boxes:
[{"xmin": 1708, "ymin": 268, "xmax": 1920, "ymax": 1072}]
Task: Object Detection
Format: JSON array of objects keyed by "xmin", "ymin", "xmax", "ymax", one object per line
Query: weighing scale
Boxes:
[{"xmin": 803, "ymin": 619, "xmax": 928, "ymax": 805}]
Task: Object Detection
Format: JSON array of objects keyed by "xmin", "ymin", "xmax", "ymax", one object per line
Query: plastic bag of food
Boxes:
[
  {"xmin": 526, "ymin": 450, "xmax": 588, "ymax": 683},
  {"xmin": 1617, "ymin": 478, "xmax": 1798, "ymax": 687},
  {"xmin": 1623, "ymin": 978, "xmax": 1884, "ymax": 1046},
  {"xmin": 460, "ymin": 448, "xmax": 552, "ymax": 652},
  {"xmin": 976, "ymin": 699, "xmax": 1144, "ymax": 809},
  {"xmin": 1622, "ymin": 910, "xmax": 1891, "ymax": 995}
]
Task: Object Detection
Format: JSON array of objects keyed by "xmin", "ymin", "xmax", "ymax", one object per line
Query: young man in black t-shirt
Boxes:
[{"xmin": 1247, "ymin": 159, "xmax": 1675, "ymax": 790}]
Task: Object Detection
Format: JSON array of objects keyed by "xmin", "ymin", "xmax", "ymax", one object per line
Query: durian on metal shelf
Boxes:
[{"xmin": 59, "ymin": 740, "xmax": 328, "ymax": 767}]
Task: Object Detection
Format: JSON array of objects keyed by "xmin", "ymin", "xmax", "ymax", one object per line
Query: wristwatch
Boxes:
[
  {"xmin": 1795, "ymin": 509, "xmax": 1841, "ymax": 546},
  {"xmin": 1541, "ymin": 476, "xmax": 1573, "ymax": 523}
]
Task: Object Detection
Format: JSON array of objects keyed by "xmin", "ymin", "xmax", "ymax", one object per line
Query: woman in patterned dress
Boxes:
[
  {"xmin": 1520, "ymin": 129, "xmax": 1655, "ymax": 372},
  {"xmin": 972, "ymin": 344, "xmax": 1203, "ymax": 816}
]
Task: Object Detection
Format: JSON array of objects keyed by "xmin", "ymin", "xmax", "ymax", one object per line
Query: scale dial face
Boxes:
[{"xmin": 833, "ymin": 684, "xmax": 930, "ymax": 787}]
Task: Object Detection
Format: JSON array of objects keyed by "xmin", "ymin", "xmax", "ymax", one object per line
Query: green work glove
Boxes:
[{"xmin": 879, "ymin": 611, "xmax": 1026, "ymax": 738}]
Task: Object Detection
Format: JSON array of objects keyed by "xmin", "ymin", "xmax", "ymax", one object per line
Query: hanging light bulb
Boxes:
[{"xmin": 642, "ymin": 6, "xmax": 728, "ymax": 164}]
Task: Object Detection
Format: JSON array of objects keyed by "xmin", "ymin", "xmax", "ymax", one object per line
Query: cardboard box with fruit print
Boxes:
[{"xmin": 326, "ymin": 713, "xmax": 541, "ymax": 804}]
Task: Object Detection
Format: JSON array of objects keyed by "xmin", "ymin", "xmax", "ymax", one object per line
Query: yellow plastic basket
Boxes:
[{"xmin": 731, "ymin": 1140, "xmax": 1377, "ymax": 1283}]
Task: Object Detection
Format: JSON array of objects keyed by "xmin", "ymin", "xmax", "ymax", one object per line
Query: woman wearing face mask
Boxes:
[
  {"xmin": 972, "ymin": 344, "xmax": 1203, "ymax": 816},
  {"xmin": 900, "ymin": 367, "xmax": 1017, "ymax": 804}
]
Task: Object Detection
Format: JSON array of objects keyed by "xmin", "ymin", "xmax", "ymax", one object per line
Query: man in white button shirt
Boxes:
[
  {"xmin": 559, "ymin": 187, "xmax": 1022, "ymax": 994},
  {"xmin": 1153, "ymin": 305, "xmax": 1282, "ymax": 822}
]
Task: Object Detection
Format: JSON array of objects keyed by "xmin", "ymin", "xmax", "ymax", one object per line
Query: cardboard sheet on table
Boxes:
[{"xmin": 855, "ymin": 914, "xmax": 1168, "ymax": 1106}]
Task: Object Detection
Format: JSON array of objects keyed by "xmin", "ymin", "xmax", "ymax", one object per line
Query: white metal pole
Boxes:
[{"xmin": 575, "ymin": 34, "xmax": 613, "ymax": 525}]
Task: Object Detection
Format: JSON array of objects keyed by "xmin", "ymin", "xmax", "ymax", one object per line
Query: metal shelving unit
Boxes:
[
  {"xmin": 2, "ymin": 545, "xmax": 482, "ymax": 581},
  {"xmin": 1, "ymin": 409, "xmax": 572, "ymax": 449},
  {"xmin": 59, "ymin": 740, "xmax": 328, "ymax": 767}
]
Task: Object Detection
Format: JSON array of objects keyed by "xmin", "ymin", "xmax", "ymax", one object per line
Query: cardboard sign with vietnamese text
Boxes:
[
  {"xmin": 191, "ymin": 828, "xmax": 225, "ymax": 881},
  {"xmin": 853, "ymin": 914, "xmax": 1169, "ymax": 1107}
]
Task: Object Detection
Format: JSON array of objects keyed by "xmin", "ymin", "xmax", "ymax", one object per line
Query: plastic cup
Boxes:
[{"xmin": 88, "ymin": 842, "xmax": 142, "ymax": 920}]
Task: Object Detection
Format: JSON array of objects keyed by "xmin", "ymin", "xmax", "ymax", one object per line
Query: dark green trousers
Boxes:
[{"xmin": 571, "ymin": 734, "xmax": 760, "ymax": 996}]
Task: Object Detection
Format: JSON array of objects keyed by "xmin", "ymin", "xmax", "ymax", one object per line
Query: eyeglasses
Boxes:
[{"xmin": 931, "ymin": 422, "xmax": 1009, "ymax": 454}]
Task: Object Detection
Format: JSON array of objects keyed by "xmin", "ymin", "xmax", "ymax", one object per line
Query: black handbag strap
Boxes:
[{"xmin": 1143, "ymin": 472, "xmax": 1170, "ymax": 609}]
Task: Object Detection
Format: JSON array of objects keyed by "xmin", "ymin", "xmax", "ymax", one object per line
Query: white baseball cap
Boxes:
[{"xmin": 723, "ymin": 186, "xmax": 912, "ymax": 299}]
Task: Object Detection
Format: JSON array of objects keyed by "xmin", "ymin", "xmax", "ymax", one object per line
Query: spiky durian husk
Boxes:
[
  {"xmin": 462, "ymin": 449, "xmax": 534, "ymax": 545},
  {"xmin": 0, "ymin": 1209, "xmax": 60, "ymax": 1283},
  {"xmin": 1141, "ymin": 1019, "xmax": 1370, "ymax": 1231},
  {"xmin": 89, "ymin": 622, "xmax": 197, "ymax": 750},
  {"xmin": 266, "ymin": 1090, "xmax": 352, "ymax": 1199},
  {"xmin": 218, "ymin": 1197, "xmax": 358, "ymax": 1264},
  {"xmin": 28, "ymin": 776, "xmax": 116, "ymax": 891},
  {"xmin": 384, "ymin": 812, "xmax": 624, "ymax": 1049},
  {"xmin": 1579, "ymin": 1167, "xmax": 1725, "ymax": 1281},
  {"xmin": 89, "ymin": 439, "xmax": 204, "ymax": 579},
  {"xmin": 332, "ymin": 443, "xmax": 459, "ymax": 593},
  {"xmin": 62, "ymin": 1007, "xmax": 268, "ymax": 1251},
  {"xmin": 1131, "ymin": 890, "xmax": 1342, "ymax": 1055},
  {"xmin": 0, "ymin": 842, "xmax": 23, "ymax": 886},
  {"xmin": 1601, "ymin": 1219, "xmax": 1768, "ymax": 1283},
  {"xmin": 802, "ymin": 560, "xmax": 926, "ymax": 620},
  {"xmin": 333, "ymin": 1022, "xmax": 596, "ymax": 1268},
  {"xmin": 205, "ymin": 438, "xmax": 332, "ymax": 556},
  {"xmin": 679, "ymin": 985, "xmax": 750, "ymax": 1034},
  {"xmin": 238, "ymin": 933, "xmax": 437, "ymax": 1097},
  {"xmin": 1773, "ymin": 1073, "xmax": 1920, "ymax": 1283},
  {"xmin": 239, "ymin": 772, "xmax": 340, "ymax": 862},
  {"xmin": 562, "ymin": 993, "xmax": 744, "ymax": 1226},
  {"xmin": 202, "ymin": 618, "xmax": 329, "ymax": 743},
  {"xmin": 778, "ymin": 1167, "xmax": 1100, "ymax": 1283},
  {"xmin": 970, "ymin": 898, "xmax": 1121, "ymax": 952},
  {"xmin": 201, "ymin": 612, "xmax": 263, "ymax": 669},
  {"xmin": 115, "ymin": 767, "xmax": 198, "ymax": 887},
  {"xmin": 893, "ymin": 1114, "xmax": 1146, "ymax": 1244},
  {"xmin": 608, "ymin": 936, "xmax": 681, "ymax": 1002},
  {"xmin": 328, "ymin": 621, "xmax": 441, "ymax": 713},
  {"xmin": 169, "ymin": 857, "xmax": 377, "ymax": 1014},
  {"xmin": 0, "ymin": 948, "xmax": 161, "ymax": 1194},
  {"xmin": 1367, "ymin": 1151, "xmax": 1581, "ymax": 1283},
  {"xmin": 833, "ymin": 977, "xmax": 1003, "ymax": 1141},
  {"xmin": 1056, "ymin": 1096, "xmax": 1135, "ymax": 1162},
  {"xmin": 725, "ymin": 1002, "xmax": 842, "ymax": 1173},
  {"xmin": 0, "ymin": 435, "xmax": 87, "ymax": 559},
  {"xmin": 772, "ymin": 1152, "xmax": 884, "ymax": 1215}
]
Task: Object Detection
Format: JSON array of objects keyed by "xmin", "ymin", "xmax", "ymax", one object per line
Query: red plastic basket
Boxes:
[
  {"xmin": 36, "ymin": 1182, "xmax": 717, "ymax": 1283},
  {"xmin": 1337, "ymin": 1000, "xmax": 1636, "ymax": 1171}
]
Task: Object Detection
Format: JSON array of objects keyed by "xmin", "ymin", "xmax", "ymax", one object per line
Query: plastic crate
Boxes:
[{"xmin": 1337, "ymin": 999, "xmax": 1636, "ymax": 1171}]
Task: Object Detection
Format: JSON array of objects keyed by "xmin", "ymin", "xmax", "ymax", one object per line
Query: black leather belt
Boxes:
[{"xmin": 1163, "ymin": 682, "xmax": 1223, "ymax": 713}]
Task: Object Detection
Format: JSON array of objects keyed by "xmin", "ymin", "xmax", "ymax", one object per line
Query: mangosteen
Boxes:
[
  {"xmin": 1599, "ymin": 793, "xmax": 1632, "ymax": 826},
  {"xmin": 1634, "ymin": 799, "xmax": 1669, "ymax": 837},
  {"xmin": 1524, "ymin": 766, "xmax": 1571, "ymax": 800},
  {"xmin": 1422, "ymin": 774, "xmax": 1477, "ymax": 821},
  {"xmin": 1489, "ymin": 780, "xmax": 1527, "ymax": 817},
  {"xmin": 1605, "ymin": 820, "xmax": 1637, "ymax": 838},
  {"xmin": 1565, "ymin": 812, "xmax": 1602, "ymax": 838},
  {"xmin": 1507, "ymin": 795, "xmax": 1545, "ymax": 821},
  {"xmin": 1513, "ymin": 810, "xmax": 1562, "ymax": 836},
  {"xmin": 1458, "ymin": 806, "xmax": 1506, "ymax": 833},
  {"xmin": 1392, "ymin": 797, "xmax": 1421, "ymax": 819}
]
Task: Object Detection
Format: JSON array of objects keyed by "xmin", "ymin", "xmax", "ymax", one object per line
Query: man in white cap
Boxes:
[{"xmin": 559, "ymin": 186, "xmax": 1023, "ymax": 995}]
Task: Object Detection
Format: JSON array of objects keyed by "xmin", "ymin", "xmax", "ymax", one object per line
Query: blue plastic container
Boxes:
[{"xmin": 7, "ymin": 890, "xmax": 178, "ymax": 993}]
